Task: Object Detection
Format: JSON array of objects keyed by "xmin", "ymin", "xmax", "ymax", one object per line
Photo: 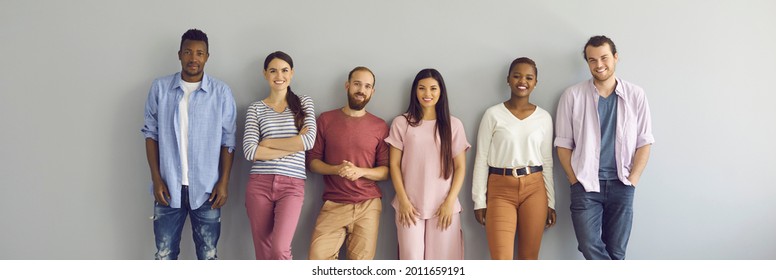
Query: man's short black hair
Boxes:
[{"xmin": 180, "ymin": 29, "xmax": 209, "ymax": 53}]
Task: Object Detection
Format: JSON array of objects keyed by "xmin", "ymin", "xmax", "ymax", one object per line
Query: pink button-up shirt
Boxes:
[{"xmin": 554, "ymin": 78, "xmax": 655, "ymax": 192}]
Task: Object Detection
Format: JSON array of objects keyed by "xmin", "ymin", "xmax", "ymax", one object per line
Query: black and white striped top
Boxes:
[{"xmin": 243, "ymin": 95, "xmax": 316, "ymax": 179}]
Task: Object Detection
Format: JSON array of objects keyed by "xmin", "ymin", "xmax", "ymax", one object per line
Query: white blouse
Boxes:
[{"xmin": 472, "ymin": 103, "xmax": 555, "ymax": 209}]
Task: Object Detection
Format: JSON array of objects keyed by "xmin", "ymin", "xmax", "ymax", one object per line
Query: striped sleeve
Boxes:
[
  {"xmin": 300, "ymin": 95, "xmax": 317, "ymax": 151},
  {"xmin": 245, "ymin": 98, "xmax": 312, "ymax": 179},
  {"xmin": 242, "ymin": 102, "xmax": 262, "ymax": 161}
]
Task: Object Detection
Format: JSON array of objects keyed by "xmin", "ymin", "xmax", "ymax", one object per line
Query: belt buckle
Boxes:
[{"xmin": 512, "ymin": 166, "xmax": 527, "ymax": 178}]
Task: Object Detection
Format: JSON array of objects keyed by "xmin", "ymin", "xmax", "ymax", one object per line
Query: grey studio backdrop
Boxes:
[{"xmin": 1, "ymin": 0, "xmax": 774, "ymax": 260}]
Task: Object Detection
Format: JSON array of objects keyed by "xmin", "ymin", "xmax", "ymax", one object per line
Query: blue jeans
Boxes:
[
  {"xmin": 570, "ymin": 179, "xmax": 634, "ymax": 260},
  {"xmin": 153, "ymin": 185, "xmax": 220, "ymax": 260}
]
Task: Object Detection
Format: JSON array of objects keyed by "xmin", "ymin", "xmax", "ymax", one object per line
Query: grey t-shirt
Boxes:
[{"xmin": 598, "ymin": 93, "xmax": 618, "ymax": 180}]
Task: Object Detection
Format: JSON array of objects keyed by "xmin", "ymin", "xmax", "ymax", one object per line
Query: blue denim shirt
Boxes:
[{"xmin": 142, "ymin": 72, "xmax": 236, "ymax": 209}]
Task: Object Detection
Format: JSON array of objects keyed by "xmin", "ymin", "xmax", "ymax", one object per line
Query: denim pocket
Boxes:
[{"xmin": 201, "ymin": 197, "xmax": 215, "ymax": 207}]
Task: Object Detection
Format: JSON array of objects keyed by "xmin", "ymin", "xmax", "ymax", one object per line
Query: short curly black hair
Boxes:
[{"xmin": 180, "ymin": 29, "xmax": 208, "ymax": 53}]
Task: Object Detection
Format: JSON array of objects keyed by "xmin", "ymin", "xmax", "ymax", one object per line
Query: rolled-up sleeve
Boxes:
[
  {"xmin": 635, "ymin": 92, "xmax": 655, "ymax": 148},
  {"xmin": 221, "ymin": 87, "xmax": 237, "ymax": 153},
  {"xmin": 554, "ymin": 89, "xmax": 575, "ymax": 149},
  {"xmin": 141, "ymin": 81, "xmax": 160, "ymax": 141},
  {"xmin": 384, "ymin": 116, "xmax": 406, "ymax": 150},
  {"xmin": 300, "ymin": 95, "xmax": 317, "ymax": 151}
]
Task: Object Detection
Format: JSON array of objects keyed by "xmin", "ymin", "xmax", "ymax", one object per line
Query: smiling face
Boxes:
[
  {"xmin": 178, "ymin": 39, "xmax": 209, "ymax": 82},
  {"xmin": 264, "ymin": 58, "xmax": 294, "ymax": 91},
  {"xmin": 507, "ymin": 63, "xmax": 537, "ymax": 98},
  {"xmin": 345, "ymin": 70, "xmax": 375, "ymax": 111},
  {"xmin": 415, "ymin": 77, "xmax": 440, "ymax": 109},
  {"xmin": 585, "ymin": 43, "xmax": 618, "ymax": 83}
]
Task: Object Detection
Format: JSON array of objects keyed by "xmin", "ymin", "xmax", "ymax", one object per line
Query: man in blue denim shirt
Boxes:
[{"xmin": 141, "ymin": 29, "xmax": 236, "ymax": 260}]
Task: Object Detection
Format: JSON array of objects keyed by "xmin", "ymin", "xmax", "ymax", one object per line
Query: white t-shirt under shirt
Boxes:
[
  {"xmin": 179, "ymin": 80, "xmax": 200, "ymax": 186},
  {"xmin": 472, "ymin": 103, "xmax": 555, "ymax": 210}
]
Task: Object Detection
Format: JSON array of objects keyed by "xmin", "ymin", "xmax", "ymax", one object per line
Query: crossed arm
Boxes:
[{"xmin": 252, "ymin": 127, "xmax": 309, "ymax": 161}]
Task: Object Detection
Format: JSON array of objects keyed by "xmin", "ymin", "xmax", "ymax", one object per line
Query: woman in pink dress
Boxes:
[{"xmin": 385, "ymin": 68, "xmax": 470, "ymax": 260}]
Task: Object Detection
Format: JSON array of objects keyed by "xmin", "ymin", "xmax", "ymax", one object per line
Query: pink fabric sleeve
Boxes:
[
  {"xmin": 554, "ymin": 88, "xmax": 575, "ymax": 149},
  {"xmin": 451, "ymin": 117, "xmax": 471, "ymax": 157},
  {"xmin": 384, "ymin": 115, "xmax": 406, "ymax": 150}
]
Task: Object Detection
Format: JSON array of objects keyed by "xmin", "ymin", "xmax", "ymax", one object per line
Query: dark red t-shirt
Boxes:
[{"xmin": 307, "ymin": 109, "xmax": 389, "ymax": 203}]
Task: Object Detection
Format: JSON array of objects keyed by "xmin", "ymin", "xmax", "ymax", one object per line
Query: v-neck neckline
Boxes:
[{"xmin": 502, "ymin": 103, "xmax": 536, "ymax": 121}]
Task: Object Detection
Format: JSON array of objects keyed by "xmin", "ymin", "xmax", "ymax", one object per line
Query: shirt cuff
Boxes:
[
  {"xmin": 473, "ymin": 197, "xmax": 486, "ymax": 210},
  {"xmin": 384, "ymin": 138, "xmax": 403, "ymax": 150},
  {"xmin": 636, "ymin": 134, "xmax": 655, "ymax": 148},
  {"xmin": 142, "ymin": 131, "xmax": 158, "ymax": 141},
  {"xmin": 554, "ymin": 137, "xmax": 574, "ymax": 149}
]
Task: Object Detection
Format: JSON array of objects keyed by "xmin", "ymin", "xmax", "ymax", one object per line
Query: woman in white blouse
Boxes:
[{"xmin": 472, "ymin": 57, "xmax": 556, "ymax": 260}]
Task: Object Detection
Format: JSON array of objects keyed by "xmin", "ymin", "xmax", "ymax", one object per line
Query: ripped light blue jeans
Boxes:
[{"xmin": 153, "ymin": 185, "xmax": 220, "ymax": 260}]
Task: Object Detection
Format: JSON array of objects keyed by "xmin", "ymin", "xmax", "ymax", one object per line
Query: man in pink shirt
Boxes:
[
  {"xmin": 306, "ymin": 66, "xmax": 390, "ymax": 260},
  {"xmin": 555, "ymin": 35, "xmax": 655, "ymax": 260}
]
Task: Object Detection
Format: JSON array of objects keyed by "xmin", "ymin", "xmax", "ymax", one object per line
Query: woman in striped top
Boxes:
[{"xmin": 243, "ymin": 51, "xmax": 316, "ymax": 259}]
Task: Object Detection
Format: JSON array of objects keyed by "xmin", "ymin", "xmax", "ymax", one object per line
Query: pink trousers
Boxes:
[
  {"xmin": 395, "ymin": 212, "xmax": 464, "ymax": 260},
  {"xmin": 245, "ymin": 174, "xmax": 305, "ymax": 260}
]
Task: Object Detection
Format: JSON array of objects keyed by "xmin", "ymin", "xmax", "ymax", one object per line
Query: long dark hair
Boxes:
[
  {"xmin": 405, "ymin": 68, "xmax": 453, "ymax": 179},
  {"xmin": 264, "ymin": 51, "xmax": 304, "ymax": 130}
]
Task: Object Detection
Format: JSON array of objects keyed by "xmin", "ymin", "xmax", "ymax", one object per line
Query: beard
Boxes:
[
  {"xmin": 347, "ymin": 92, "xmax": 371, "ymax": 110},
  {"xmin": 592, "ymin": 65, "xmax": 616, "ymax": 83}
]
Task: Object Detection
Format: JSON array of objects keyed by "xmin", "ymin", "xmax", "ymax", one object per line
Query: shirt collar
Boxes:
[
  {"xmin": 171, "ymin": 72, "xmax": 211, "ymax": 93},
  {"xmin": 587, "ymin": 77, "xmax": 625, "ymax": 99}
]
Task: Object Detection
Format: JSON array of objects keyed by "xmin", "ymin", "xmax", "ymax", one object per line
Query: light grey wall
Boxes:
[{"xmin": 1, "ymin": 0, "xmax": 774, "ymax": 260}]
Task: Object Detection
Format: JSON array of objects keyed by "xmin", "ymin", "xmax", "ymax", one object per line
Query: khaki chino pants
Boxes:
[{"xmin": 308, "ymin": 198, "xmax": 382, "ymax": 260}]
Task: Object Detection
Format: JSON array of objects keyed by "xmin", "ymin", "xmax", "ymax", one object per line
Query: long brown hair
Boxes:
[
  {"xmin": 264, "ymin": 51, "xmax": 304, "ymax": 130},
  {"xmin": 404, "ymin": 68, "xmax": 454, "ymax": 179}
]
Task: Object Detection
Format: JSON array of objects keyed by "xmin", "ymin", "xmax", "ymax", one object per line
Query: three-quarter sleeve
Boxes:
[
  {"xmin": 220, "ymin": 86, "xmax": 237, "ymax": 153},
  {"xmin": 242, "ymin": 102, "xmax": 262, "ymax": 161},
  {"xmin": 306, "ymin": 113, "xmax": 326, "ymax": 168},
  {"xmin": 300, "ymin": 95, "xmax": 317, "ymax": 151},
  {"xmin": 141, "ymin": 81, "xmax": 160, "ymax": 141},
  {"xmin": 635, "ymin": 90, "xmax": 655, "ymax": 148},
  {"xmin": 554, "ymin": 89, "xmax": 575, "ymax": 149}
]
